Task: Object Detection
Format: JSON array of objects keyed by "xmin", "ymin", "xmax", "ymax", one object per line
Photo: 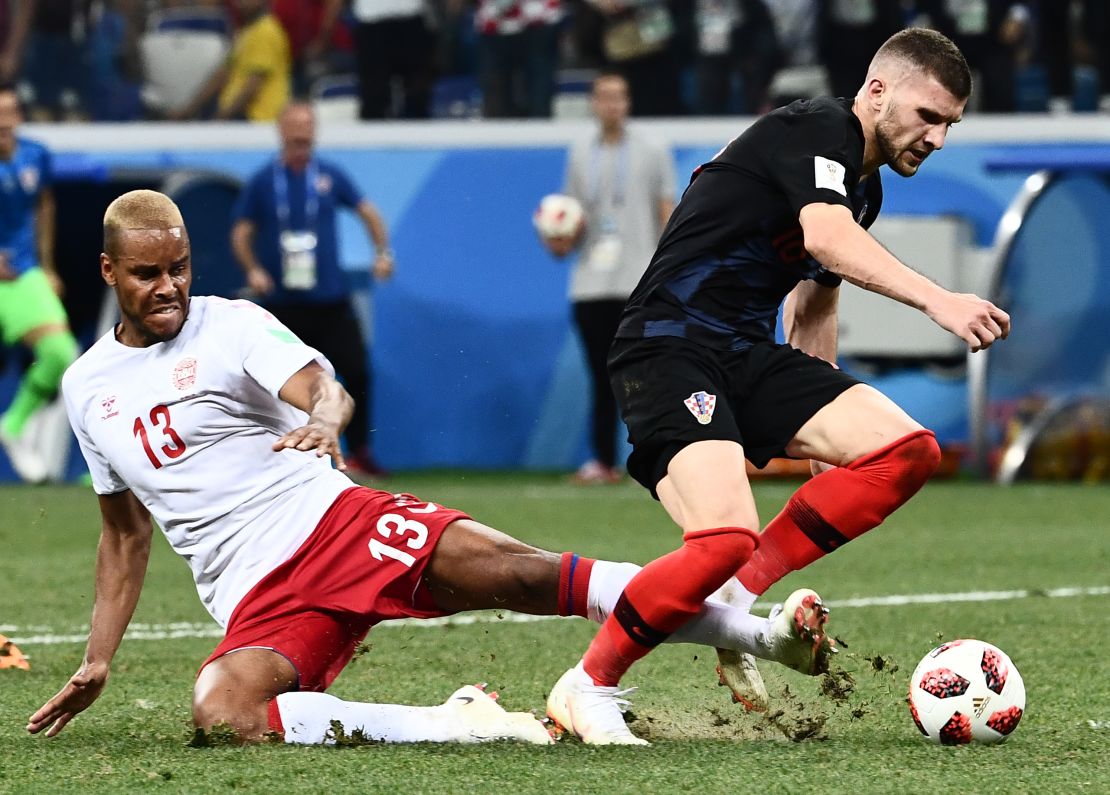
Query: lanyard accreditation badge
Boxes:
[
  {"xmin": 274, "ymin": 160, "xmax": 320, "ymax": 291},
  {"xmin": 586, "ymin": 137, "xmax": 629, "ymax": 273}
]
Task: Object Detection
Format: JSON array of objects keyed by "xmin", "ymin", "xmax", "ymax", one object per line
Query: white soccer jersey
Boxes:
[{"xmin": 62, "ymin": 296, "xmax": 353, "ymax": 626}]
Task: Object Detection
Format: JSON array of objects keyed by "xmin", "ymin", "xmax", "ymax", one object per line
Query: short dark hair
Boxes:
[{"xmin": 875, "ymin": 28, "xmax": 972, "ymax": 100}]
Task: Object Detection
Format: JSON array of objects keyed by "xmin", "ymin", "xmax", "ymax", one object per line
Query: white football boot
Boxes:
[
  {"xmin": 762, "ymin": 588, "xmax": 835, "ymax": 675},
  {"xmin": 715, "ymin": 648, "xmax": 771, "ymax": 712},
  {"xmin": 716, "ymin": 588, "xmax": 835, "ymax": 710},
  {"xmin": 442, "ymin": 685, "xmax": 554, "ymax": 745},
  {"xmin": 547, "ymin": 662, "xmax": 649, "ymax": 746}
]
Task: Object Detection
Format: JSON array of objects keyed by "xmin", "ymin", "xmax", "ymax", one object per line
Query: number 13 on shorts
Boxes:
[{"xmin": 367, "ymin": 497, "xmax": 438, "ymax": 567}]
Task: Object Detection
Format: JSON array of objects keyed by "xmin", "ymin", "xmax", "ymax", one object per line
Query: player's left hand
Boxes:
[{"xmin": 273, "ymin": 422, "xmax": 347, "ymax": 471}]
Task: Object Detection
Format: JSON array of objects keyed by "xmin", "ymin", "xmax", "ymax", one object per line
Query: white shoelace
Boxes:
[{"xmin": 578, "ymin": 683, "xmax": 640, "ymax": 735}]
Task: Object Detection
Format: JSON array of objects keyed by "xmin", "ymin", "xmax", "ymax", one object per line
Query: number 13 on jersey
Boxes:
[
  {"xmin": 133, "ymin": 405, "xmax": 187, "ymax": 469},
  {"xmin": 368, "ymin": 499, "xmax": 437, "ymax": 567}
]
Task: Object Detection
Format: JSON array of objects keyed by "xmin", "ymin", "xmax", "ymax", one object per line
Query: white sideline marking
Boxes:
[{"xmin": 3, "ymin": 585, "xmax": 1107, "ymax": 647}]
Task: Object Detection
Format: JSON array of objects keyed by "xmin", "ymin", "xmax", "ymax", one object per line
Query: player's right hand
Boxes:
[
  {"xmin": 273, "ymin": 421, "xmax": 346, "ymax": 472},
  {"xmin": 27, "ymin": 662, "xmax": 110, "ymax": 738},
  {"xmin": 927, "ymin": 292, "xmax": 1011, "ymax": 352}
]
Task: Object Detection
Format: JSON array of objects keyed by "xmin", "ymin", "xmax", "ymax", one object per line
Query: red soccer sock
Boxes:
[
  {"xmin": 267, "ymin": 698, "xmax": 284, "ymax": 735},
  {"xmin": 558, "ymin": 552, "xmax": 596, "ymax": 618},
  {"xmin": 738, "ymin": 430, "xmax": 941, "ymax": 596},
  {"xmin": 582, "ymin": 527, "xmax": 758, "ymax": 686}
]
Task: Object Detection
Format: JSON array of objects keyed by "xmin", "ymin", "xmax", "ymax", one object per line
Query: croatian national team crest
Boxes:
[
  {"xmin": 684, "ymin": 391, "xmax": 716, "ymax": 425},
  {"xmin": 172, "ymin": 357, "xmax": 198, "ymax": 390}
]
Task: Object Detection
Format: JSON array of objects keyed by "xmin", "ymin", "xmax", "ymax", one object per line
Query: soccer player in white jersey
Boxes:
[{"xmin": 27, "ymin": 190, "xmax": 826, "ymax": 746}]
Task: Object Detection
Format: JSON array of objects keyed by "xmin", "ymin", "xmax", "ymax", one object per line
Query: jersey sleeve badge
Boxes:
[{"xmin": 813, "ymin": 156, "xmax": 848, "ymax": 197}]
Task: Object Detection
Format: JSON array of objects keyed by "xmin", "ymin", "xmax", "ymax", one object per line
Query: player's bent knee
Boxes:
[
  {"xmin": 884, "ymin": 430, "xmax": 942, "ymax": 492},
  {"xmin": 850, "ymin": 430, "xmax": 942, "ymax": 505},
  {"xmin": 905, "ymin": 431, "xmax": 942, "ymax": 483},
  {"xmin": 192, "ymin": 689, "xmax": 270, "ymax": 743}
]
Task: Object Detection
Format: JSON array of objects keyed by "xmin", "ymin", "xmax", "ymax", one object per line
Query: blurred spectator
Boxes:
[
  {"xmin": 3, "ymin": 0, "xmax": 95, "ymax": 120},
  {"xmin": 272, "ymin": 0, "xmax": 352, "ymax": 96},
  {"xmin": 693, "ymin": 0, "xmax": 780, "ymax": 115},
  {"xmin": 1076, "ymin": 0, "xmax": 1107, "ymax": 99},
  {"xmin": 769, "ymin": 0, "xmax": 819, "ymax": 68},
  {"xmin": 818, "ymin": 0, "xmax": 903, "ymax": 98},
  {"xmin": 231, "ymin": 101, "xmax": 394, "ymax": 476},
  {"xmin": 171, "ymin": 0, "xmax": 290, "ymax": 121},
  {"xmin": 916, "ymin": 0, "xmax": 1029, "ymax": 112},
  {"xmin": 352, "ymin": 0, "xmax": 435, "ymax": 119},
  {"xmin": 541, "ymin": 72, "xmax": 675, "ymax": 484},
  {"xmin": 588, "ymin": 0, "xmax": 681, "ymax": 116},
  {"xmin": 457, "ymin": 0, "xmax": 563, "ymax": 118}
]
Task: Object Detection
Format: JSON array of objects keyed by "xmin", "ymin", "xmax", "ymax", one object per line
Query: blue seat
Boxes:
[
  {"xmin": 1013, "ymin": 64, "xmax": 1049, "ymax": 113},
  {"xmin": 431, "ymin": 76, "xmax": 483, "ymax": 119},
  {"xmin": 148, "ymin": 7, "xmax": 231, "ymax": 37},
  {"xmin": 311, "ymin": 73, "xmax": 359, "ymax": 100}
]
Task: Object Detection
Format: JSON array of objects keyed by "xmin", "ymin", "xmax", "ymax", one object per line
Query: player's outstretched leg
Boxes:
[
  {"xmin": 274, "ymin": 684, "xmax": 553, "ymax": 745},
  {"xmin": 194, "ymin": 649, "xmax": 552, "ymax": 745},
  {"xmin": 423, "ymin": 520, "xmax": 776, "ymax": 664}
]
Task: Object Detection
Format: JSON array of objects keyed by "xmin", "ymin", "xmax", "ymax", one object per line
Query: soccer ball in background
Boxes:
[
  {"xmin": 533, "ymin": 194, "xmax": 584, "ymax": 239},
  {"xmin": 908, "ymin": 639, "xmax": 1026, "ymax": 745}
]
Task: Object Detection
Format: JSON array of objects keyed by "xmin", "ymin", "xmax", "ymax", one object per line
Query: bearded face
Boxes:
[{"xmin": 872, "ymin": 73, "xmax": 966, "ymax": 178}]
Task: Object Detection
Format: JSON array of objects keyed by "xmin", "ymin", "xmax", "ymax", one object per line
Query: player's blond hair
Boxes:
[{"xmin": 103, "ymin": 190, "xmax": 186, "ymax": 257}]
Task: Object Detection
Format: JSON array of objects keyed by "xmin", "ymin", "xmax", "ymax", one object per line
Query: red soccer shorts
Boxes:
[{"xmin": 200, "ymin": 486, "xmax": 470, "ymax": 691}]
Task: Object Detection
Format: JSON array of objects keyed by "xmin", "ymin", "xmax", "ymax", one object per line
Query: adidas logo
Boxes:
[{"xmin": 973, "ymin": 696, "xmax": 991, "ymax": 718}]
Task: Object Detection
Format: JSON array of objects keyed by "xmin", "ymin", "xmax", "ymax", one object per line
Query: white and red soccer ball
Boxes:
[
  {"xmin": 908, "ymin": 639, "xmax": 1025, "ymax": 745},
  {"xmin": 533, "ymin": 193, "xmax": 584, "ymax": 239}
]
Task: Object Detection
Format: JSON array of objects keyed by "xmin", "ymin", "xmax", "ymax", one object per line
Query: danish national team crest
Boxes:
[
  {"xmin": 684, "ymin": 391, "xmax": 716, "ymax": 425},
  {"xmin": 172, "ymin": 357, "xmax": 198, "ymax": 391}
]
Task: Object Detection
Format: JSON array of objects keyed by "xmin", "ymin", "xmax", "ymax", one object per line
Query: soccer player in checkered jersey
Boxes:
[
  {"xmin": 545, "ymin": 29, "xmax": 1011, "ymax": 744},
  {"xmin": 28, "ymin": 190, "xmax": 824, "ymax": 745}
]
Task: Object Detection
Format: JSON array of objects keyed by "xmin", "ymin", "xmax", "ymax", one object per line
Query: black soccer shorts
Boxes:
[{"xmin": 608, "ymin": 335, "xmax": 862, "ymax": 496}]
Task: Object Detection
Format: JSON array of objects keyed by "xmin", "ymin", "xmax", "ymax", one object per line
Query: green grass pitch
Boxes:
[{"xmin": 1, "ymin": 476, "xmax": 1108, "ymax": 793}]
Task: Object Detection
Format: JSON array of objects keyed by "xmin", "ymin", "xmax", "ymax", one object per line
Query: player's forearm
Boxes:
[
  {"xmin": 803, "ymin": 211, "xmax": 946, "ymax": 314},
  {"xmin": 83, "ymin": 525, "xmax": 151, "ymax": 667},
  {"xmin": 784, "ymin": 283, "xmax": 838, "ymax": 364},
  {"xmin": 306, "ymin": 372, "xmax": 354, "ymax": 436}
]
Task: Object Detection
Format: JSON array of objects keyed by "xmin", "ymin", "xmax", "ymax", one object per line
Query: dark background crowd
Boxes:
[{"xmin": 1, "ymin": 0, "xmax": 1107, "ymax": 123}]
